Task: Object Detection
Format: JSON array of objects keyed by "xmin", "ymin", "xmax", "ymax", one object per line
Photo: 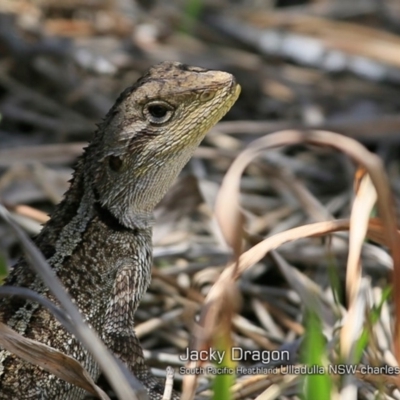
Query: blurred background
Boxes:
[{"xmin": 3, "ymin": 0, "xmax": 400, "ymax": 146}]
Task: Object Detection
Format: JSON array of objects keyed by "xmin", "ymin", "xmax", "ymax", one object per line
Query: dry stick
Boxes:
[{"xmin": 0, "ymin": 204, "xmax": 147, "ymax": 400}]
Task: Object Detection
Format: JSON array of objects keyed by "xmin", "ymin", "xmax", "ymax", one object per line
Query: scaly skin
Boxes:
[{"xmin": 0, "ymin": 62, "xmax": 240, "ymax": 399}]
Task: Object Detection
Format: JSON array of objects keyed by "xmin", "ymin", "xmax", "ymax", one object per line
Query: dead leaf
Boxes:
[{"xmin": 0, "ymin": 322, "xmax": 110, "ymax": 400}]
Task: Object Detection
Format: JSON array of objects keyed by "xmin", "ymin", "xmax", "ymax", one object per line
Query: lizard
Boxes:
[{"xmin": 0, "ymin": 61, "xmax": 240, "ymax": 399}]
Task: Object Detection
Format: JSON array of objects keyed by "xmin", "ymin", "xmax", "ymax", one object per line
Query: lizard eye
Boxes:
[
  {"xmin": 108, "ymin": 155, "xmax": 123, "ymax": 172},
  {"xmin": 144, "ymin": 101, "xmax": 174, "ymax": 124}
]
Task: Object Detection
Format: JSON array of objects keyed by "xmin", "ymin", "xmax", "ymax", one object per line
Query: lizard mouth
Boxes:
[
  {"xmin": 229, "ymin": 79, "xmax": 241, "ymax": 104},
  {"xmin": 233, "ymin": 81, "xmax": 241, "ymax": 97},
  {"xmin": 227, "ymin": 73, "xmax": 241, "ymax": 97}
]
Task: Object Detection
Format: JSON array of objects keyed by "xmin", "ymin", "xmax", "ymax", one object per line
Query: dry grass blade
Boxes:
[
  {"xmin": 4, "ymin": 204, "xmax": 50, "ymax": 224},
  {"xmin": 346, "ymin": 171, "xmax": 377, "ymax": 304},
  {"xmin": 215, "ymin": 129, "xmax": 400, "ymax": 361},
  {"xmin": 162, "ymin": 366, "xmax": 175, "ymax": 400},
  {"xmin": 215, "ymin": 219, "xmax": 351, "ymax": 284},
  {"xmin": 214, "ymin": 167, "xmax": 243, "ymax": 260},
  {"xmin": 0, "ymin": 322, "xmax": 110, "ymax": 400},
  {"xmin": 136, "ymin": 308, "xmax": 183, "ymax": 338},
  {"xmin": 0, "ymin": 143, "xmax": 86, "ymax": 167},
  {"xmin": 341, "ymin": 171, "xmax": 377, "ymax": 362},
  {"xmin": 0, "ymin": 286, "xmax": 71, "ymax": 331},
  {"xmin": 271, "ymin": 251, "xmax": 337, "ymax": 329},
  {"xmin": 339, "ymin": 280, "xmax": 369, "ymax": 400},
  {"xmin": 181, "ymin": 278, "xmax": 238, "ymax": 400},
  {"xmin": 181, "ymin": 362, "xmax": 198, "ymax": 400},
  {"xmin": 0, "ymin": 204, "xmax": 146, "ymax": 400},
  {"xmin": 254, "ymin": 375, "xmax": 297, "ymax": 400},
  {"xmin": 231, "ymin": 374, "xmax": 275, "ymax": 399}
]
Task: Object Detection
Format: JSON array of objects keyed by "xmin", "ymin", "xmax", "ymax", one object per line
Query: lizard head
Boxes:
[{"xmin": 87, "ymin": 61, "xmax": 240, "ymax": 229}]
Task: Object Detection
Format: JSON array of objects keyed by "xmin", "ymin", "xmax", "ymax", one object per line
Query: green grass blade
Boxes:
[
  {"xmin": 301, "ymin": 311, "xmax": 332, "ymax": 400},
  {"xmin": 212, "ymin": 334, "xmax": 235, "ymax": 400}
]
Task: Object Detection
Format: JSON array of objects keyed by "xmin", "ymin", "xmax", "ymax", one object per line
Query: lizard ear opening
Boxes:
[{"xmin": 108, "ymin": 155, "xmax": 123, "ymax": 172}]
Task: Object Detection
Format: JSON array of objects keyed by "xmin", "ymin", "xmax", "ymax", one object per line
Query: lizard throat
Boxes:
[{"xmin": 93, "ymin": 188, "xmax": 139, "ymax": 233}]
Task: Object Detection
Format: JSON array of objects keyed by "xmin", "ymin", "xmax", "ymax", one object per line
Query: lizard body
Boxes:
[{"xmin": 0, "ymin": 61, "xmax": 240, "ymax": 399}]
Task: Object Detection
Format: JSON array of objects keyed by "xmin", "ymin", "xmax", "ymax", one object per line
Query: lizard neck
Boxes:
[{"xmin": 35, "ymin": 149, "xmax": 153, "ymax": 267}]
